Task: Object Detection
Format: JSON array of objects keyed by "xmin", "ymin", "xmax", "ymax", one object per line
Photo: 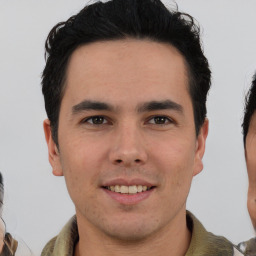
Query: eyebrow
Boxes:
[
  {"xmin": 72, "ymin": 99, "xmax": 183, "ymax": 115},
  {"xmin": 137, "ymin": 100, "xmax": 183, "ymax": 113},
  {"xmin": 72, "ymin": 100, "xmax": 114, "ymax": 114}
]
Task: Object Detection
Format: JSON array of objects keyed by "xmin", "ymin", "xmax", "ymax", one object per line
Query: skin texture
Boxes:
[
  {"xmin": 246, "ymin": 112, "xmax": 256, "ymax": 230},
  {"xmin": 44, "ymin": 39, "xmax": 208, "ymax": 256}
]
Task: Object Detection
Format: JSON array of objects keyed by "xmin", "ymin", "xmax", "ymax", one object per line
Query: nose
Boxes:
[{"xmin": 109, "ymin": 124, "xmax": 148, "ymax": 167}]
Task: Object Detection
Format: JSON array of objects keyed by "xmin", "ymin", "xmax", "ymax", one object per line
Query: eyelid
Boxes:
[
  {"xmin": 79, "ymin": 114, "xmax": 175, "ymax": 126},
  {"xmin": 81, "ymin": 115, "xmax": 111, "ymax": 125},
  {"xmin": 146, "ymin": 115, "xmax": 175, "ymax": 125}
]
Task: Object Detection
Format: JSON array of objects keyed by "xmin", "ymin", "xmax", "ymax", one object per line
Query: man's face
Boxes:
[
  {"xmin": 246, "ymin": 112, "xmax": 256, "ymax": 229},
  {"xmin": 44, "ymin": 39, "xmax": 207, "ymax": 240}
]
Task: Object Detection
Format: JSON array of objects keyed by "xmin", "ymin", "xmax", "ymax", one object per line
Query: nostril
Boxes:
[{"xmin": 112, "ymin": 157, "xmax": 144, "ymax": 165}]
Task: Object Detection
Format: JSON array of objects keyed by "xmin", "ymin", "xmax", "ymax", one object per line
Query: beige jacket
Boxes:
[{"xmin": 41, "ymin": 211, "xmax": 243, "ymax": 256}]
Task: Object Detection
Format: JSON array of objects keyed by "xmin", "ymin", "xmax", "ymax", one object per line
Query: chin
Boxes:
[
  {"xmin": 104, "ymin": 227, "xmax": 152, "ymax": 242},
  {"xmin": 100, "ymin": 218, "xmax": 161, "ymax": 242}
]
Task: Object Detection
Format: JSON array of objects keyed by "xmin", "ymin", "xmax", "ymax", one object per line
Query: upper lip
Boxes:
[{"xmin": 101, "ymin": 178, "xmax": 155, "ymax": 187}]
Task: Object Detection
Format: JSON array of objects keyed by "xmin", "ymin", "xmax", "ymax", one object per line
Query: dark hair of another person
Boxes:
[
  {"xmin": 42, "ymin": 0, "xmax": 211, "ymax": 145},
  {"xmin": 0, "ymin": 173, "xmax": 3, "ymax": 210},
  {"xmin": 243, "ymin": 73, "xmax": 256, "ymax": 145}
]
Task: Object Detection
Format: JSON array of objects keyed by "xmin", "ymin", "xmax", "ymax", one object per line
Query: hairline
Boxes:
[{"xmin": 53, "ymin": 37, "xmax": 199, "ymax": 144}]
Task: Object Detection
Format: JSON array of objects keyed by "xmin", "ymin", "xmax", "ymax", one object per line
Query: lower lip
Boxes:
[{"xmin": 103, "ymin": 188, "xmax": 154, "ymax": 205}]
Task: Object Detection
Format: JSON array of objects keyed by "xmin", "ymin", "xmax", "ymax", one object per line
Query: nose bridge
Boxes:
[{"xmin": 109, "ymin": 120, "xmax": 147, "ymax": 166}]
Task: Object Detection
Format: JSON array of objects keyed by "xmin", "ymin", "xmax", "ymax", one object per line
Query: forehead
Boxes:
[{"xmin": 63, "ymin": 39, "xmax": 190, "ymax": 107}]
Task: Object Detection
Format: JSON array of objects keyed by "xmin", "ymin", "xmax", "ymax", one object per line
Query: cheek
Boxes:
[
  {"xmin": 246, "ymin": 141, "xmax": 256, "ymax": 181},
  {"xmin": 150, "ymin": 135, "xmax": 196, "ymax": 168},
  {"xmin": 59, "ymin": 137, "xmax": 107, "ymax": 196},
  {"xmin": 151, "ymin": 138, "xmax": 195, "ymax": 192},
  {"xmin": 61, "ymin": 133, "xmax": 108, "ymax": 167}
]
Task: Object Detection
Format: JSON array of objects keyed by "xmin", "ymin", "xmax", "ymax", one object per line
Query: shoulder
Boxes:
[
  {"xmin": 41, "ymin": 236, "xmax": 57, "ymax": 256},
  {"xmin": 186, "ymin": 211, "xmax": 244, "ymax": 256},
  {"xmin": 41, "ymin": 216, "xmax": 78, "ymax": 256}
]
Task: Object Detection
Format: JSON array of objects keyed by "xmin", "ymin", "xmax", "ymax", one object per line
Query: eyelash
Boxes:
[
  {"xmin": 81, "ymin": 115, "xmax": 174, "ymax": 126},
  {"xmin": 146, "ymin": 115, "xmax": 174, "ymax": 125},
  {"xmin": 81, "ymin": 116, "xmax": 110, "ymax": 125}
]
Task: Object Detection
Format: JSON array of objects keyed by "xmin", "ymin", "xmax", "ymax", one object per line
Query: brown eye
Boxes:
[
  {"xmin": 85, "ymin": 116, "xmax": 107, "ymax": 125},
  {"xmin": 148, "ymin": 116, "xmax": 172, "ymax": 125},
  {"xmin": 154, "ymin": 116, "xmax": 168, "ymax": 124}
]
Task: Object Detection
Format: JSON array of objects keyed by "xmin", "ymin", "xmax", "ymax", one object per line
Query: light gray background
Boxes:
[{"xmin": 0, "ymin": 0, "xmax": 255, "ymax": 255}]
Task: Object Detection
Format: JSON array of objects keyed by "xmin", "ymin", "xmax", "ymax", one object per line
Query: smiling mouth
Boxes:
[{"xmin": 102, "ymin": 185, "xmax": 155, "ymax": 194}]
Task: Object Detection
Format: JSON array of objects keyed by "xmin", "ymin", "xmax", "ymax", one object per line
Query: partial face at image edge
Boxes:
[{"xmin": 245, "ymin": 112, "xmax": 256, "ymax": 230}]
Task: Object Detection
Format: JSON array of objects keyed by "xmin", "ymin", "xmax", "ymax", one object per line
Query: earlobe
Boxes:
[
  {"xmin": 43, "ymin": 119, "xmax": 63, "ymax": 176},
  {"xmin": 193, "ymin": 119, "xmax": 209, "ymax": 176}
]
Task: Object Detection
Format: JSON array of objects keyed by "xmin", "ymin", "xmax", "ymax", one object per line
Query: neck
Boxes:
[{"xmin": 74, "ymin": 210, "xmax": 191, "ymax": 256}]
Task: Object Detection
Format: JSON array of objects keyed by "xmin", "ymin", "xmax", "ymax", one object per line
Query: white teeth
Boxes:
[
  {"xmin": 128, "ymin": 185, "xmax": 137, "ymax": 194},
  {"xmin": 107, "ymin": 185, "xmax": 152, "ymax": 194},
  {"xmin": 137, "ymin": 185, "xmax": 143, "ymax": 193},
  {"xmin": 114, "ymin": 185, "xmax": 120, "ymax": 193},
  {"xmin": 120, "ymin": 185, "xmax": 129, "ymax": 194}
]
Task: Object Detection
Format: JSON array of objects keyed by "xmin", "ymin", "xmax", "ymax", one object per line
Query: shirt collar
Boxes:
[
  {"xmin": 51, "ymin": 216, "xmax": 78, "ymax": 256},
  {"xmin": 49, "ymin": 212, "xmax": 234, "ymax": 256},
  {"xmin": 185, "ymin": 211, "xmax": 233, "ymax": 256}
]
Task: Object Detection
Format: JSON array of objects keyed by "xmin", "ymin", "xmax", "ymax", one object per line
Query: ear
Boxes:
[
  {"xmin": 193, "ymin": 119, "xmax": 209, "ymax": 177},
  {"xmin": 43, "ymin": 119, "xmax": 63, "ymax": 176}
]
